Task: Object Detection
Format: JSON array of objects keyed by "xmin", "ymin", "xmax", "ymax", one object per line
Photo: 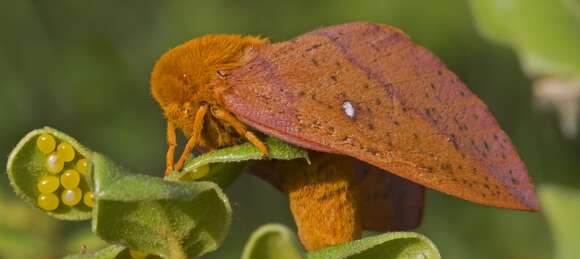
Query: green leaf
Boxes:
[
  {"xmin": 64, "ymin": 229, "xmax": 109, "ymax": 256},
  {"xmin": 540, "ymin": 185, "xmax": 580, "ymax": 259},
  {"xmin": 470, "ymin": 0, "xmax": 580, "ymax": 78},
  {"xmin": 307, "ymin": 232, "xmax": 440, "ymax": 259},
  {"xmin": 6, "ymin": 127, "xmax": 94, "ymax": 220},
  {"xmin": 91, "ymin": 153, "xmax": 232, "ymax": 259},
  {"xmin": 196, "ymin": 162, "xmax": 246, "ymax": 189},
  {"xmin": 166, "ymin": 136, "xmax": 309, "ymax": 186},
  {"xmin": 242, "ymin": 224, "xmax": 303, "ymax": 259},
  {"xmin": 63, "ymin": 244, "xmax": 127, "ymax": 259}
]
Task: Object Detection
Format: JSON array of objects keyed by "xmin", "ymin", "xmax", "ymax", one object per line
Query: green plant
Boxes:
[{"xmin": 6, "ymin": 127, "xmax": 440, "ymax": 258}]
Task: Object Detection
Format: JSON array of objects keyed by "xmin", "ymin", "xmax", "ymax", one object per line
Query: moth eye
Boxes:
[{"xmin": 180, "ymin": 73, "xmax": 191, "ymax": 84}]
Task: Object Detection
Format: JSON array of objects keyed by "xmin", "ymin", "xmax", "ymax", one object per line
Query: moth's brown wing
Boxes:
[
  {"xmin": 352, "ymin": 161, "xmax": 425, "ymax": 231},
  {"xmin": 223, "ymin": 22, "xmax": 539, "ymax": 210},
  {"xmin": 249, "ymin": 159, "xmax": 425, "ymax": 231}
]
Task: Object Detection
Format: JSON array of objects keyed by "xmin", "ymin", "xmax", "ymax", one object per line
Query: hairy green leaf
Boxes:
[
  {"xmin": 242, "ymin": 224, "xmax": 302, "ymax": 259},
  {"xmin": 63, "ymin": 244, "xmax": 127, "ymax": 259},
  {"xmin": 92, "ymin": 153, "xmax": 232, "ymax": 259},
  {"xmin": 6, "ymin": 127, "xmax": 94, "ymax": 220},
  {"xmin": 307, "ymin": 232, "xmax": 440, "ymax": 259},
  {"xmin": 195, "ymin": 162, "xmax": 246, "ymax": 189},
  {"xmin": 166, "ymin": 136, "xmax": 309, "ymax": 186},
  {"xmin": 64, "ymin": 229, "xmax": 109, "ymax": 256},
  {"xmin": 540, "ymin": 185, "xmax": 580, "ymax": 259}
]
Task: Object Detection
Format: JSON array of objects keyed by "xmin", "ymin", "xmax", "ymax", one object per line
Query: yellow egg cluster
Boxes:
[{"xmin": 35, "ymin": 133, "xmax": 94, "ymax": 211}]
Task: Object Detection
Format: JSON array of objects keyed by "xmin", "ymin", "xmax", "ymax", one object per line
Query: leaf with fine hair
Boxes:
[
  {"xmin": 6, "ymin": 127, "xmax": 94, "ymax": 220},
  {"xmin": 63, "ymin": 244, "xmax": 126, "ymax": 259},
  {"xmin": 166, "ymin": 136, "xmax": 309, "ymax": 187},
  {"xmin": 242, "ymin": 224, "xmax": 303, "ymax": 259},
  {"xmin": 91, "ymin": 153, "xmax": 231, "ymax": 259},
  {"xmin": 307, "ymin": 232, "xmax": 440, "ymax": 259}
]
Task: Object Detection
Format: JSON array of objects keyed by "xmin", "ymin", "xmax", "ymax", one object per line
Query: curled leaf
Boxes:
[
  {"xmin": 91, "ymin": 153, "xmax": 232, "ymax": 259},
  {"xmin": 242, "ymin": 224, "xmax": 303, "ymax": 259},
  {"xmin": 167, "ymin": 136, "xmax": 309, "ymax": 186},
  {"xmin": 307, "ymin": 232, "xmax": 440, "ymax": 259},
  {"xmin": 6, "ymin": 127, "xmax": 94, "ymax": 220},
  {"xmin": 63, "ymin": 244, "xmax": 126, "ymax": 259}
]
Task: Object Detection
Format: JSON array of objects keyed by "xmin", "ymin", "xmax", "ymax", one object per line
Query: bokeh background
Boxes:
[{"xmin": 1, "ymin": 1, "xmax": 579, "ymax": 258}]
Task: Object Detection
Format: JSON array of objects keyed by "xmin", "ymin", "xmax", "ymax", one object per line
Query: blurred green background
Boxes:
[{"xmin": 1, "ymin": 0, "xmax": 579, "ymax": 258}]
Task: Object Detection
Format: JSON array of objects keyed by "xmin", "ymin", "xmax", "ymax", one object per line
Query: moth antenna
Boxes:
[
  {"xmin": 174, "ymin": 104, "xmax": 209, "ymax": 172},
  {"xmin": 212, "ymin": 107, "xmax": 269, "ymax": 156}
]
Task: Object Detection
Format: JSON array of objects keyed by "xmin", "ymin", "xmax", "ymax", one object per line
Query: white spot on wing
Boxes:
[{"xmin": 342, "ymin": 101, "xmax": 355, "ymax": 119}]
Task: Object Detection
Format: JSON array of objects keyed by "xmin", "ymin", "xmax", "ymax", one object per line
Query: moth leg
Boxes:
[
  {"xmin": 174, "ymin": 104, "xmax": 209, "ymax": 172},
  {"xmin": 212, "ymin": 107, "xmax": 269, "ymax": 157},
  {"xmin": 164, "ymin": 121, "xmax": 177, "ymax": 176},
  {"xmin": 245, "ymin": 131, "xmax": 269, "ymax": 156}
]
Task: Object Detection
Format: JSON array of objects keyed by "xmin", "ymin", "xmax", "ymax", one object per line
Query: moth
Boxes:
[{"xmin": 150, "ymin": 22, "xmax": 538, "ymax": 250}]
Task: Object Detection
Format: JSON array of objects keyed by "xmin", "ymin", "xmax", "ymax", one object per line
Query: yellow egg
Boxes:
[
  {"xmin": 76, "ymin": 158, "xmax": 89, "ymax": 174},
  {"xmin": 83, "ymin": 191, "xmax": 94, "ymax": 208},
  {"xmin": 61, "ymin": 169, "xmax": 80, "ymax": 189},
  {"xmin": 38, "ymin": 193, "xmax": 59, "ymax": 211},
  {"xmin": 37, "ymin": 176, "xmax": 60, "ymax": 194},
  {"xmin": 129, "ymin": 250, "xmax": 147, "ymax": 259},
  {"xmin": 182, "ymin": 164, "xmax": 210, "ymax": 181},
  {"xmin": 56, "ymin": 142, "xmax": 75, "ymax": 162},
  {"xmin": 46, "ymin": 153, "xmax": 64, "ymax": 174},
  {"xmin": 36, "ymin": 134, "xmax": 56, "ymax": 154},
  {"xmin": 61, "ymin": 188, "xmax": 82, "ymax": 206}
]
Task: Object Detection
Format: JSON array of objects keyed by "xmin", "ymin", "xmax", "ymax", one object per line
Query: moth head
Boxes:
[{"xmin": 150, "ymin": 34, "xmax": 266, "ymax": 128}]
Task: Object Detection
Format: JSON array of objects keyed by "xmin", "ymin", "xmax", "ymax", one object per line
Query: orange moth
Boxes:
[{"xmin": 150, "ymin": 22, "xmax": 538, "ymax": 250}]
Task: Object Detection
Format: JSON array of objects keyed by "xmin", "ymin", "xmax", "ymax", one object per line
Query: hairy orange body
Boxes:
[{"xmin": 151, "ymin": 35, "xmax": 268, "ymax": 172}]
